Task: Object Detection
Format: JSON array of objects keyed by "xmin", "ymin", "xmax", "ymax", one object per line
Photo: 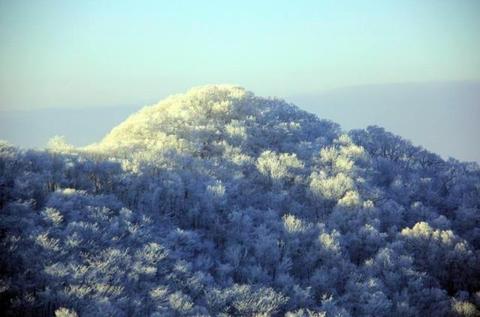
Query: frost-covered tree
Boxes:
[{"xmin": 1, "ymin": 86, "xmax": 479, "ymax": 316}]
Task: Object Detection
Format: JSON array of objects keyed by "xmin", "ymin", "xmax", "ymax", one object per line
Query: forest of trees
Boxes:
[{"xmin": 1, "ymin": 85, "xmax": 479, "ymax": 316}]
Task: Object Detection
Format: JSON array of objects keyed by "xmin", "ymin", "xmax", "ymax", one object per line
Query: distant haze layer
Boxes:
[{"xmin": 0, "ymin": 81, "xmax": 479, "ymax": 162}]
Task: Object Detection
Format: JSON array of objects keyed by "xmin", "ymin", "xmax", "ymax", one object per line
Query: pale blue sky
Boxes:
[{"xmin": 1, "ymin": 0, "xmax": 479, "ymax": 109}]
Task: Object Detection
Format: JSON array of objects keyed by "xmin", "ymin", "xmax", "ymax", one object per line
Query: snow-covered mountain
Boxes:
[{"xmin": 1, "ymin": 85, "xmax": 479, "ymax": 316}]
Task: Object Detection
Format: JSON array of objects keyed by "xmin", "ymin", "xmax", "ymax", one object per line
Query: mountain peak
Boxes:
[
  {"xmin": 93, "ymin": 85, "xmax": 340, "ymax": 158},
  {"xmin": 184, "ymin": 83, "xmax": 249, "ymax": 96}
]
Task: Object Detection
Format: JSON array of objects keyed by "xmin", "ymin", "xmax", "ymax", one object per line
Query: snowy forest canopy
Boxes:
[{"xmin": 1, "ymin": 85, "xmax": 479, "ymax": 316}]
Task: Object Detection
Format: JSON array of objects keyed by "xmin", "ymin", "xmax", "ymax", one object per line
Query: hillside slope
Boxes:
[{"xmin": 1, "ymin": 85, "xmax": 479, "ymax": 316}]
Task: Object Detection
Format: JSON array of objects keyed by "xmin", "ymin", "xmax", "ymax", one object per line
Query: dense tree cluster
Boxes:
[{"xmin": 1, "ymin": 85, "xmax": 479, "ymax": 316}]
